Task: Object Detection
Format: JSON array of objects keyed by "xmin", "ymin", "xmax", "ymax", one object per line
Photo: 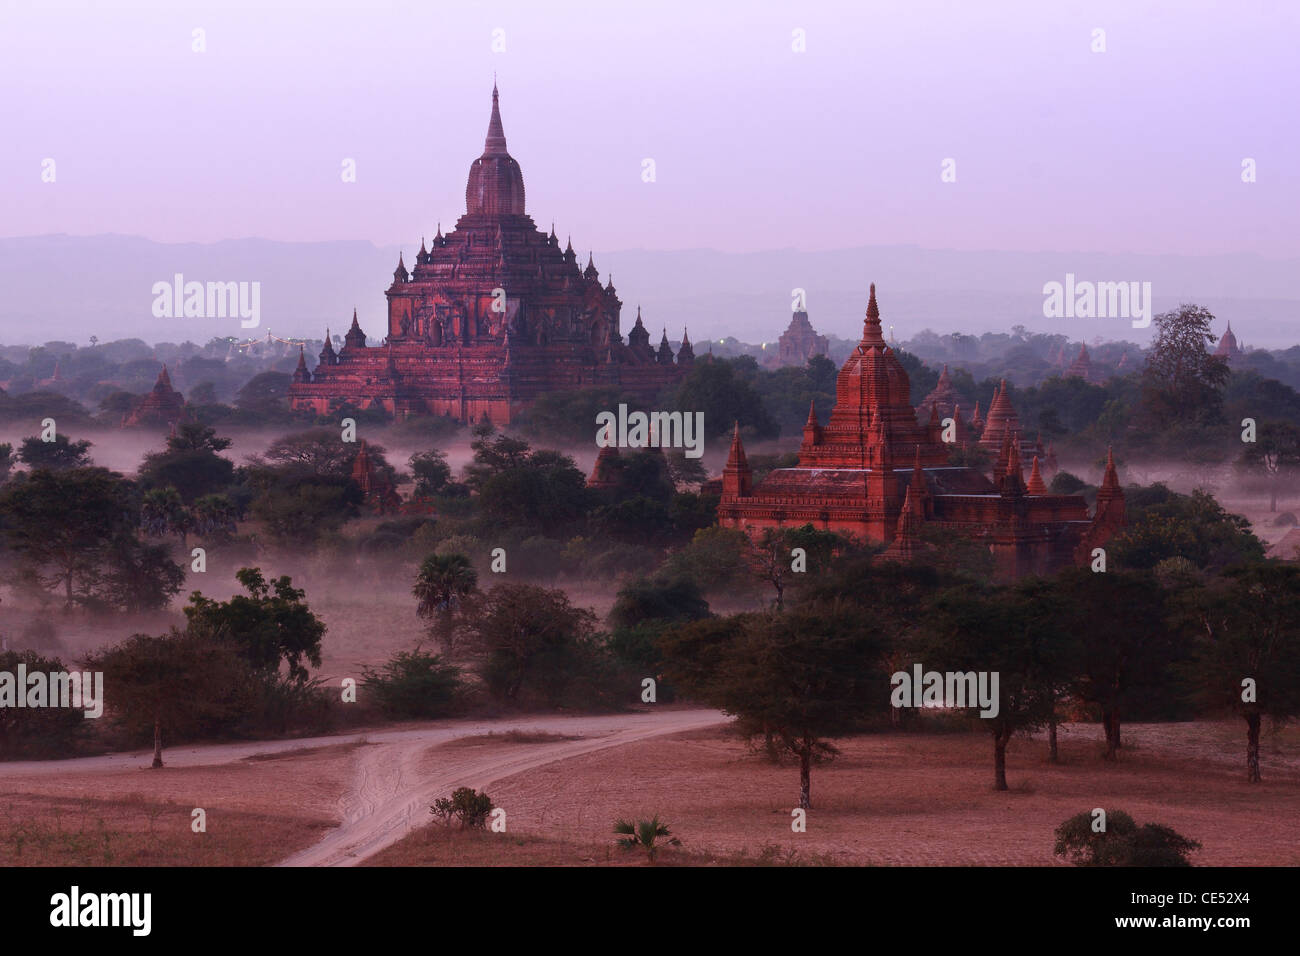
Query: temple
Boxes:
[
  {"xmin": 289, "ymin": 84, "xmax": 686, "ymax": 423},
  {"xmin": 123, "ymin": 366, "xmax": 187, "ymax": 427},
  {"xmin": 769, "ymin": 309, "xmax": 829, "ymax": 368},
  {"xmin": 1214, "ymin": 322, "xmax": 1243, "ymax": 361},
  {"xmin": 717, "ymin": 285, "xmax": 1126, "ymax": 579}
]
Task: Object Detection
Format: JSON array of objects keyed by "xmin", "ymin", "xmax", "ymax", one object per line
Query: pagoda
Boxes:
[
  {"xmin": 771, "ymin": 309, "xmax": 829, "ymax": 367},
  {"xmin": 123, "ymin": 366, "xmax": 186, "ymax": 427},
  {"xmin": 717, "ymin": 285, "xmax": 1126, "ymax": 579},
  {"xmin": 289, "ymin": 84, "xmax": 685, "ymax": 423},
  {"xmin": 1213, "ymin": 322, "xmax": 1243, "ymax": 361},
  {"xmin": 1064, "ymin": 344, "xmax": 1097, "ymax": 383}
]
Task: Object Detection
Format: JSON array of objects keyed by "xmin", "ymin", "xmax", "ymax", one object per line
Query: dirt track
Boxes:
[{"xmin": 0, "ymin": 709, "xmax": 728, "ymax": 867}]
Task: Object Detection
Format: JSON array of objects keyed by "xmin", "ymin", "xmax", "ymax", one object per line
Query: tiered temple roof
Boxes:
[
  {"xmin": 718, "ymin": 286, "xmax": 1125, "ymax": 579},
  {"xmin": 288, "ymin": 84, "xmax": 686, "ymax": 424}
]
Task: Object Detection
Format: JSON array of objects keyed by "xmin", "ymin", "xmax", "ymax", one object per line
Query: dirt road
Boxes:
[{"xmin": 0, "ymin": 709, "xmax": 728, "ymax": 866}]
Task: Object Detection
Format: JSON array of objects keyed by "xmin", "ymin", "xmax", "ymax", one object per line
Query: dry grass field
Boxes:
[{"xmin": 371, "ymin": 719, "xmax": 1300, "ymax": 867}]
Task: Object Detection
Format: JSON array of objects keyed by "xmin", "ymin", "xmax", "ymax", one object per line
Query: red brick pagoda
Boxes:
[
  {"xmin": 718, "ymin": 285, "xmax": 1126, "ymax": 579},
  {"xmin": 289, "ymin": 84, "xmax": 686, "ymax": 423}
]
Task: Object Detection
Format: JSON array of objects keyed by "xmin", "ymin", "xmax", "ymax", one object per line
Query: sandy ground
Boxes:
[{"xmin": 1, "ymin": 713, "xmax": 1295, "ymax": 866}]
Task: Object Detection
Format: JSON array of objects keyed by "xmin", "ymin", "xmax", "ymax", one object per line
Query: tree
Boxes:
[
  {"xmin": 1112, "ymin": 487, "xmax": 1265, "ymax": 571},
  {"xmin": 1236, "ymin": 421, "xmax": 1300, "ymax": 512},
  {"xmin": 749, "ymin": 524, "xmax": 846, "ymax": 610},
  {"xmin": 672, "ymin": 360, "xmax": 778, "ymax": 440},
  {"xmin": 183, "ymin": 567, "xmax": 325, "ymax": 683},
  {"xmin": 138, "ymin": 428, "xmax": 235, "ymax": 503},
  {"xmin": 361, "ymin": 650, "xmax": 463, "ymax": 718},
  {"xmin": 86, "ymin": 630, "xmax": 253, "ymax": 768},
  {"xmin": 1054, "ymin": 809, "xmax": 1200, "ymax": 866},
  {"xmin": 412, "ymin": 553, "xmax": 479, "ymax": 653},
  {"xmin": 409, "ymin": 448, "xmax": 453, "ymax": 497},
  {"xmin": 430, "ymin": 788, "xmax": 494, "ymax": 829},
  {"xmin": 920, "ymin": 582, "xmax": 1060, "ymax": 790},
  {"xmin": 261, "ymin": 428, "xmax": 354, "ymax": 477},
  {"xmin": 0, "ymin": 468, "xmax": 135, "ymax": 606},
  {"xmin": 1054, "ymin": 569, "xmax": 1179, "ymax": 761},
  {"xmin": 1176, "ymin": 564, "xmax": 1300, "ymax": 783},
  {"xmin": 84, "ymin": 533, "xmax": 186, "ymax": 613},
  {"xmin": 191, "ymin": 494, "xmax": 238, "ymax": 541},
  {"xmin": 165, "ymin": 422, "xmax": 233, "ymax": 454},
  {"xmin": 465, "ymin": 434, "xmax": 590, "ymax": 535},
  {"xmin": 0, "ymin": 650, "xmax": 88, "ymax": 758},
  {"xmin": 661, "ymin": 603, "xmax": 886, "ymax": 809},
  {"xmin": 467, "ymin": 584, "xmax": 599, "ymax": 703},
  {"xmin": 0, "ymin": 442, "xmax": 13, "ymax": 483},
  {"xmin": 1141, "ymin": 304, "xmax": 1229, "ymax": 426},
  {"xmin": 235, "ymin": 371, "xmax": 293, "ymax": 420},
  {"xmin": 17, "ymin": 434, "xmax": 93, "ymax": 470},
  {"xmin": 141, "ymin": 486, "xmax": 193, "ymax": 548},
  {"xmin": 248, "ymin": 473, "xmax": 361, "ymax": 545}
]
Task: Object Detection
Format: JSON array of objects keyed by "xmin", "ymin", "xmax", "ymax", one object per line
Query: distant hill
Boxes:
[{"xmin": 1, "ymin": 234, "xmax": 1296, "ymax": 349}]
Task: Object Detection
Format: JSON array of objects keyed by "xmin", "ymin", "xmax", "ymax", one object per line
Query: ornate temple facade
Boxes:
[
  {"xmin": 289, "ymin": 85, "xmax": 686, "ymax": 423},
  {"xmin": 718, "ymin": 285, "xmax": 1126, "ymax": 579}
]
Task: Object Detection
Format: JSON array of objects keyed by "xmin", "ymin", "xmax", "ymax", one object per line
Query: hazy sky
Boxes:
[{"xmin": 3, "ymin": 0, "xmax": 1297, "ymax": 257}]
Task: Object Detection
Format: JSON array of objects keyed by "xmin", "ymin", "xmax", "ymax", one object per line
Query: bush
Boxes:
[
  {"xmin": 1054, "ymin": 809, "xmax": 1201, "ymax": 866},
  {"xmin": 430, "ymin": 787, "xmax": 494, "ymax": 829},
  {"xmin": 361, "ymin": 650, "xmax": 463, "ymax": 719}
]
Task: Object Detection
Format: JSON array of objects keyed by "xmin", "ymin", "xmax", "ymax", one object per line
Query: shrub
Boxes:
[
  {"xmin": 613, "ymin": 816, "xmax": 681, "ymax": 861},
  {"xmin": 1054, "ymin": 809, "xmax": 1201, "ymax": 866},
  {"xmin": 430, "ymin": 787, "xmax": 494, "ymax": 829},
  {"xmin": 361, "ymin": 650, "xmax": 463, "ymax": 718}
]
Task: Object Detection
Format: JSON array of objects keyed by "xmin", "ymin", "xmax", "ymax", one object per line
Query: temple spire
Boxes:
[
  {"xmin": 860, "ymin": 283, "xmax": 885, "ymax": 346},
  {"xmin": 484, "ymin": 81, "xmax": 508, "ymax": 156},
  {"xmin": 1027, "ymin": 455, "xmax": 1047, "ymax": 494}
]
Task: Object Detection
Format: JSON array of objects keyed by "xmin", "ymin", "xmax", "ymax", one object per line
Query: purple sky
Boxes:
[{"xmin": 3, "ymin": 0, "xmax": 1297, "ymax": 258}]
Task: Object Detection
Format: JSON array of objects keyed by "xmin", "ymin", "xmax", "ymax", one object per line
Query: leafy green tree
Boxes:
[
  {"xmin": 235, "ymin": 371, "xmax": 293, "ymax": 420},
  {"xmin": 141, "ymin": 486, "xmax": 193, "ymax": 548},
  {"xmin": 658, "ymin": 526, "xmax": 758, "ymax": 596},
  {"xmin": 261, "ymin": 427, "xmax": 353, "ymax": 477},
  {"xmin": 430, "ymin": 787, "xmax": 494, "ymax": 829},
  {"xmin": 192, "ymin": 493, "xmax": 238, "ymax": 541},
  {"xmin": 409, "ymin": 448, "xmax": 453, "ymax": 497},
  {"xmin": 0, "ymin": 650, "xmax": 88, "ymax": 758},
  {"xmin": 1112, "ymin": 487, "xmax": 1264, "ymax": 571},
  {"xmin": 1054, "ymin": 569, "xmax": 1180, "ymax": 760},
  {"xmin": 467, "ymin": 584, "xmax": 600, "ymax": 703},
  {"xmin": 248, "ymin": 474, "xmax": 361, "ymax": 545},
  {"xmin": 1175, "ymin": 564, "xmax": 1300, "ymax": 782},
  {"xmin": 86, "ymin": 630, "xmax": 254, "ymax": 768},
  {"xmin": 0, "ymin": 468, "xmax": 135, "ymax": 606},
  {"xmin": 672, "ymin": 359, "xmax": 777, "ymax": 440},
  {"xmin": 465, "ymin": 434, "xmax": 589, "ymax": 535},
  {"xmin": 412, "ymin": 553, "xmax": 479, "ymax": 653},
  {"xmin": 661, "ymin": 603, "xmax": 887, "ymax": 809},
  {"xmin": 0, "ymin": 442, "xmax": 13, "ymax": 483},
  {"xmin": 919, "ymin": 582, "xmax": 1061, "ymax": 790},
  {"xmin": 750, "ymin": 524, "xmax": 847, "ymax": 609},
  {"xmin": 607, "ymin": 576, "xmax": 711, "ymax": 680},
  {"xmin": 17, "ymin": 434, "xmax": 93, "ymax": 470},
  {"xmin": 138, "ymin": 427, "xmax": 235, "ymax": 503},
  {"xmin": 183, "ymin": 567, "xmax": 325, "ymax": 683}
]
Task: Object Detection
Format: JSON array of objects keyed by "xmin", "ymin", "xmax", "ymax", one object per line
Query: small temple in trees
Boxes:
[
  {"xmin": 122, "ymin": 366, "xmax": 187, "ymax": 427},
  {"xmin": 288, "ymin": 84, "xmax": 687, "ymax": 424},
  {"xmin": 1214, "ymin": 322, "xmax": 1244, "ymax": 361},
  {"xmin": 718, "ymin": 285, "xmax": 1126, "ymax": 579},
  {"xmin": 768, "ymin": 309, "xmax": 829, "ymax": 368}
]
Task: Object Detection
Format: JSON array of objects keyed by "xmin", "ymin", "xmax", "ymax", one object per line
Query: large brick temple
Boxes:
[
  {"xmin": 289, "ymin": 84, "xmax": 688, "ymax": 423},
  {"xmin": 718, "ymin": 285, "xmax": 1126, "ymax": 579}
]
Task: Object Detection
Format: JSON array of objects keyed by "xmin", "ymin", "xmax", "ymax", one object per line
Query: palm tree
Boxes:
[
  {"xmin": 412, "ymin": 553, "xmax": 478, "ymax": 653},
  {"xmin": 613, "ymin": 816, "xmax": 680, "ymax": 862}
]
